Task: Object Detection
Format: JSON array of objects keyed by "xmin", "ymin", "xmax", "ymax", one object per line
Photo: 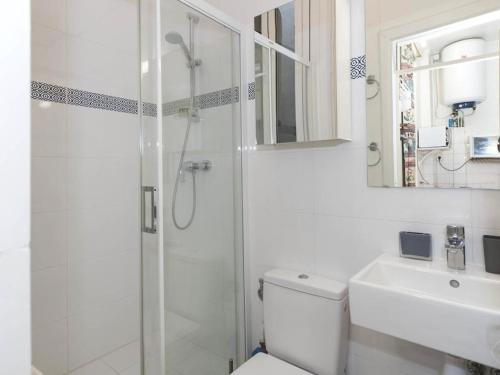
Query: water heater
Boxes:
[{"xmin": 440, "ymin": 38, "xmax": 486, "ymax": 109}]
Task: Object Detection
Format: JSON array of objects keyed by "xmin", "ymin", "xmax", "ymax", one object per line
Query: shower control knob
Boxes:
[
  {"xmin": 182, "ymin": 160, "xmax": 212, "ymax": 172},
  {"xmin": 200, "ymin": 160, "xmax": 212, "ymax": 171}
]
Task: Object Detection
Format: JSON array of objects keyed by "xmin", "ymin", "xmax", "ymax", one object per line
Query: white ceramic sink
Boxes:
[{"xmin": 349, "ymin": 253, "xmax": 500, "ymax": 368}]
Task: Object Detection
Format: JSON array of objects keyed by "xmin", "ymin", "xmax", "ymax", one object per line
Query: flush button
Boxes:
[
  {"xmin": 298, "ymin": 274, "xmax": 309, "ymax": 279},
  {"xmin": 450, "ymin": 279, "xmax": 460, "ymax": 288}
]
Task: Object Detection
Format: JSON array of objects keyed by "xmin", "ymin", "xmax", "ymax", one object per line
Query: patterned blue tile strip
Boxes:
[
  {"xmin": 142, "ymin": 102, "xmax": 157, "ymax": 117},
  {"xmin": 31, "ymin": 81, "xmax": 67, "ymax": 103},
  {"xmin": 34, "ymin": 59, "xmax": 364, "ymax": 113},
  {"xmin": 67, "ymin": 88, "xmax": 138, "ymax": 114},
  {"xmin": 162, "ymin": 86, "xmax": 240, "ymax": 116},
  {"xmin": 31, "ymin": 81, "xmax": 241, "ymax": 117},
  {"xmin": 351, "ymin": 55, "xmax": 366, "ymax": 79},
  {"xmin": 248, "ymin": 82, "xmax": 256, "ymax": 101}
]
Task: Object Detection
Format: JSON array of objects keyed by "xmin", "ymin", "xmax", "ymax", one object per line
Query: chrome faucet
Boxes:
[{"xmin": 445, "ymin": 225, "xmax": 465, "ymax": 270}]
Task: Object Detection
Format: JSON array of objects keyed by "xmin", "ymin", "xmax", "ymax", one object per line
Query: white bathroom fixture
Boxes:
[
  {"xmin": 234, "ymin": 269, "xmax": 349, "ymax": 375},
  {"xmin": 441, "ymin": 38, "xmax": 486, "ymax": 108},
  {"xmin": 349, "ymin": 253, "xmax": 500, "ymax": 368},
  {"xmin": 417, "ymin": 126, "xmax": 449, "ymax": 150}
]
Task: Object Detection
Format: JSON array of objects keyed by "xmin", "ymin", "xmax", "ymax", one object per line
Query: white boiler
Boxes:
[{"xmin": 440, "ymin": 38, "xmax": 486, "ymax": 108}]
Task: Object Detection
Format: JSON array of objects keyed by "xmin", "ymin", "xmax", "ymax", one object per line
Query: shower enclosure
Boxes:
[{"xmin": 139, "ymin": 0, "xmax": 245, "ymax": 374}]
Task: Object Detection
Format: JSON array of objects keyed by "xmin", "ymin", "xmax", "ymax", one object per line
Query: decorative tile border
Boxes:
[
  {"xmin": 248, "ymin": 82, "xmax": 256, "ymax": 101},
  {"xmin": 163, "ymin": 98, "xmax": 190, "ymax": 116},
  {"xmin": 351, "ymin": 55, "xmax": 366, "ymax": 79},
  {"xmin": 31, "ymin": 81, "xmax": 241, "ymax": 117},
  {"xmin": 34, "ymin": 57, "xmax": 365, "ymax": 110},
  {"xmin": 31, "ymin": 81, "xmax": 146, "ymax": 116},
  {"xmin": 31, "ymin": 81, "xmax": 67, "ymax": 104},
  {"xmin": 162, "ymin": 87, "xmax": 240, "ymax": 116},
  {"xmin": 67, "ymin": 88, "xmax": 138, "ymax": 114},
  {"xmin": 142, "ymin": 102, "xmax": 157, "ymax": 117}
]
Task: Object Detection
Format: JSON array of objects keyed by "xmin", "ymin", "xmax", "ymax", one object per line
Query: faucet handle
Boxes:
[
  {"xmin": 446, "ymin": 225, "xmax": 466, "ymax": 270},
  {"xmin": 447, "ymin": 225, "xmax": 465, "ymax": 239}
]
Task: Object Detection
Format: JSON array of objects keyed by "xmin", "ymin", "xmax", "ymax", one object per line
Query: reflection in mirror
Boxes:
[
  {"xmin": 255, "ymin": 1, "xmax": 297, "ymax": 52},
  {"xmin": 366, "ymin": 0, "xmax": 500, "ymax": 189},
  {"xmin": 255, "ymin": 0, "xmax": 352, "ymax": 145},
  {"xmin": 255, "ymin": 42, "xmax": 308, "ymax": 144}
]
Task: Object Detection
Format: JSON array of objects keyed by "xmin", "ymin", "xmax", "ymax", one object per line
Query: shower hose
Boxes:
[{"xmin": 171, "ymin": 111, "xmax": 197, "ymax": 230}]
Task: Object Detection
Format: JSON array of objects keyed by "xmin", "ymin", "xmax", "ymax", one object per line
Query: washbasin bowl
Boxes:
[{"xmin": 349, "ymin": 253, "xmax": 500, "ymax": 368}]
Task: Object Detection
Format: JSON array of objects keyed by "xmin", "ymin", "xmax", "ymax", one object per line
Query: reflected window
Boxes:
[
  {"xmin": 254, "ymin": 2, "xmax": 296, "ymax": 52},
  {"xmin": 255, "ymin": 43, "xmax": 308, "ymax": 144},
  {"xmin": 276, "ymin": 3, "xmax": 295, "ymax": 52}
]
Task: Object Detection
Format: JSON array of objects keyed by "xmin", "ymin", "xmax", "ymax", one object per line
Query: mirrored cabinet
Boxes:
[{"xmin": 254, "ymin": 0, "xmax": 351, "ymax": 146}]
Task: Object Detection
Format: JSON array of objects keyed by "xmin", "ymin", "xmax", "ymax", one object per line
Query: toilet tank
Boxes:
[{"xmin": 263, "ymin": 269, "xmax": 349, "ymax": 375}]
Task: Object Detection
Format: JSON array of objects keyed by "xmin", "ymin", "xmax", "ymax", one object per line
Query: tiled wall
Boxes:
[
  {"xmin": 0, "ymin": 3, "xmax": 31, "ymax": 375},
  {"xmin": 207, "ymin": 0, "xmax": 500, "ymax": 374},
  {"xmin": 31, "ymin": 1, "xmax": 141, "ymax": 374}
]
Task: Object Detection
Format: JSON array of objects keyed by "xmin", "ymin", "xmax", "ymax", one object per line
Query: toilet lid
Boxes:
[{"xmin": 232, "ymin": 353, "xmax": 312, "ymax": 375}]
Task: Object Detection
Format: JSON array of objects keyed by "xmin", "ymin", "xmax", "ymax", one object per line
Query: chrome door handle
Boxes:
[{"xmin": 142, "ymin": 186, "xmax": 157, "ymax": 234}]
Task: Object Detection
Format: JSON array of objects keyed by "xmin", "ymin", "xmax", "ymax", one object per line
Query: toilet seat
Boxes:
[{"xmin": 233, "ymin": 353, "xmax": 312, "ymax": 375}]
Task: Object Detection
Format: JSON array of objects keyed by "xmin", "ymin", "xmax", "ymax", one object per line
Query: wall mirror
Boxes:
[
  {"xmin": 366, "ymin": 0, "xmax": 500, "ymax": 189},
  {"xmin": 254, "ymin": 0, "xmax": 351, "ymax": 146}
]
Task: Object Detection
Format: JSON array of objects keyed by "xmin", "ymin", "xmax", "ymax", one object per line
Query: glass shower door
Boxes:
[{"xmin": 140, "ymin": 1, "xmax": 244, "ymax": 374}]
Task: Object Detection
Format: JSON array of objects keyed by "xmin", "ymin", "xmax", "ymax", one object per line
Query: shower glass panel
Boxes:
[{"xmin": 140, "ymin": 1, "xmax": 244, "ymax": 374}]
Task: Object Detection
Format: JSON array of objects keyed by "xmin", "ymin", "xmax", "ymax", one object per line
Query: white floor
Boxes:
[
  {"xmin": 161, "ymin": 311, "xmax": 228, "ymax": 375},
  {"xmin": 68, "ymin": 341, "xmax": 140, "ymax": 375},
  {"xmin": 68, "ymin": 311, "xmax": 227, "ymax": 375},
  {"xmin": 164, "ymin": 338, "xmax": 228, "ymax": 375}
]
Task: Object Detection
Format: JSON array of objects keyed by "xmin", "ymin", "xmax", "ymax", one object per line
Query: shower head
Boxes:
[
  {"xmin": 165, "ymin": 31, "xmax": 192, "ymax": 63},
  {"xmin": 165, "ymin": 31, "xmax": 184, "ymax": 45}
]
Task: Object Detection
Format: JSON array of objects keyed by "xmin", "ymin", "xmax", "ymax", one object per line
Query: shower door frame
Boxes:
[{"xmin": 139, "ymin": 0, "xmax": 250, "ymax": 374}]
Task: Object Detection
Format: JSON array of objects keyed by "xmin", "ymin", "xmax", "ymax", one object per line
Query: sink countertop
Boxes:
[
  {"xmin": 349, "ymin": 252, "xmax": 500, "ymax": 368},
  {"xmin": 360, "ymin": 252, "xmax": 500, "ymax": 282}
]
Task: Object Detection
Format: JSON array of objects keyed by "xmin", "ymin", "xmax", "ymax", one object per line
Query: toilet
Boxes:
[{"xmin": 235, "ymin": 269, "xmax": 349, "ymax": 375}]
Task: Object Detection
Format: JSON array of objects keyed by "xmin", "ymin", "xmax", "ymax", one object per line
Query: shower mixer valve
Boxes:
[
  {"xmin": 182, "ymin": 160, "xmax": 212, "ymax": 173},
  {"xmin": 187, "ymin": 59, "xmax": 202, "ymax": 69}
]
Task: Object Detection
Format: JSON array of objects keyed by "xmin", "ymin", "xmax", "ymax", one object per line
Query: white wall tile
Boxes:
[
  {"xmin": 32, "ymin": 266, "xmax": 67, "ymax": 329},
  {"xmin": 67, "ymin": 207, "xmax": 140, "ymax": 263},
  {"xmin": 32, "ymin": 157, "xmax": 67, "ymax": 213},
  {"xmin": 68, "ymin": 296, "xmax": 139, "ymax": 369},
  {"xmin": 471, "ymin": 189, "xmax": 500, "ymax": 230},
  {"xmin": 66, "ymin": 35, "xmax": 138, "ymax": 99},
  {"xmin": 31, "ymin": 100, "xmax": 67, "ymax": 158},
  {"xmin": 250, "ymin": 210, "xmax": 316, "ymax": 272},
  {"xmin": 31, "ymin": 24, "xmax": 67, "ymax": 85},
  {"xmin": 66, "ymin": 157, "xmax": 139, "ymax": 211},
  {"xmin": 66, "ymin": 106, "xmax": 139, "ymax": 158},
  {"xmin": 67, "ymin": 249, "xmax": 139, "ymax": 315},
  {"xmin": 66, "ymin": 0, "xmax": 137, "ymax": 54},
  {"xmin": 31, "ymin": 212, "xmax": 67, "ymax": 271},
  {"xmin": 31, "ymin": 0, "xmax": 67, "ymax": 32},
  {"xmin": 32, "ymin": 319, "xmax": 69, "ymax": 375}
]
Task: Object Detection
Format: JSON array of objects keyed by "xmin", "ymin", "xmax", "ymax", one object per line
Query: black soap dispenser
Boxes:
[{"xmin": 483, "ymin": 235, "xmax": 500, "ymax": 274}]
